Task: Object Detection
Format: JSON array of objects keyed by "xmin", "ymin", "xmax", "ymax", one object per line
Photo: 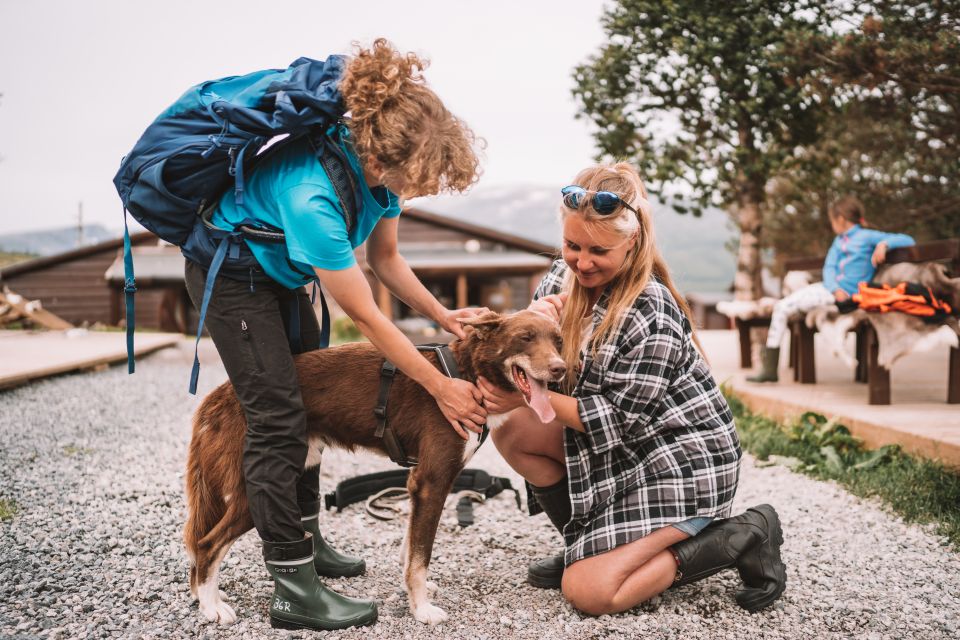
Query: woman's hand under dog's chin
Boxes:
[{"xmin": 477, "ymin": 376, "xmax": 526, "ymax": 414}]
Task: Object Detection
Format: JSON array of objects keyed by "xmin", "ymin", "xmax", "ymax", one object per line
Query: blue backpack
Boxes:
[{"xmin": 114, "ymin": 56, "xmax": 359, "ymax": 393}]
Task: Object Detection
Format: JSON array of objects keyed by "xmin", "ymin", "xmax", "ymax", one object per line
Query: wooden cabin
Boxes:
[
  {"xmin": 0, "ymin": 208, "xmax": 556, "ymax": 335},
  {"xmin": 0, "ymin": 231, "xmax": 168, "ymax": 329}
]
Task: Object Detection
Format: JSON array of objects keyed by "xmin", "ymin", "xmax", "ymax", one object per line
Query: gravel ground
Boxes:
[{"xmin": 1, "ymin": 341, "xmax": 959, "ymax": 640}]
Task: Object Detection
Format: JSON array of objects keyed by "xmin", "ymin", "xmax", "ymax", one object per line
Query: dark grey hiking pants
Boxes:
[{"xmin": 184, "ymin": 260, "xmax": 321, "ymax": 543}]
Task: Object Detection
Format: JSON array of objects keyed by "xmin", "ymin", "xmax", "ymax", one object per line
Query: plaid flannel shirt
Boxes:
[{"xmin": 533, "ymin": 260, "xmax": 741, "ymax": 564}]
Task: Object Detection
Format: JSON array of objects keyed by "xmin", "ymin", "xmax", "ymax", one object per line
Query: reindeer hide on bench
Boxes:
[{"xmin": 805, "ymin": 262, "xmax": 960, "ymax": 369}]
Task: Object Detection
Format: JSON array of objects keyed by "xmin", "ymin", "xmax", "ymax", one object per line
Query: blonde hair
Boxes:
[
  {"xmin": 558, "ymin": 163, "xmax": 703, "ymax": 388},
  {"xmin": 339, "ymin": 39, "xmax": 482, "ymax": 197}
]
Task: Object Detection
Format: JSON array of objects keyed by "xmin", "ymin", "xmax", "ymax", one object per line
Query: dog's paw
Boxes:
[
  {"xmin": 200, "ymin": 600, "xmax": 237, "ymax": 625},
  {"xmin": 425, "ymin": 580, "xmax": 438, "ymax": 595},
  {"xmin": 412, "ymin": 602, "xmax": 448, "ymax": 625}
]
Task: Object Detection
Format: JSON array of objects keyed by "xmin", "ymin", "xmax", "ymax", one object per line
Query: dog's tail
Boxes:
[{"xmin": 184, "ymin": 405, "xmax": 227, "ymax": 595}]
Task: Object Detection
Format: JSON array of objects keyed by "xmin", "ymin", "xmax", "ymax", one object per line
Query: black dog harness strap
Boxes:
[{"xmin": 373, "ymin": 343, "xmax": 489, "ymax": 468}]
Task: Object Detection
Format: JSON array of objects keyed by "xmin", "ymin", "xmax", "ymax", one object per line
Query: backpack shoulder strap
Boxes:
[{"xmin": 309, "ymin": 128, "xmax": 359, "ymax": 234}]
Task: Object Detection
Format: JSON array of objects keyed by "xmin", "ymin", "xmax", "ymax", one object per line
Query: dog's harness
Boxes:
[{"xmin": 374, "ymin": 343, "xmax": 489, "ymax": 468}]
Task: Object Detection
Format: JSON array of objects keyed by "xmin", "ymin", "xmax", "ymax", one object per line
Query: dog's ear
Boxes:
[{"xmin": 460, "ymin": 311, "xmax": 503, "ymax": 339}]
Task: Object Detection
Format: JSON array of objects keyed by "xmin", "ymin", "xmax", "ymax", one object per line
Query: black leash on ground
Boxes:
[{"xmin": 323, "ymin": 468, "xmax": 522, "ymax": 527}]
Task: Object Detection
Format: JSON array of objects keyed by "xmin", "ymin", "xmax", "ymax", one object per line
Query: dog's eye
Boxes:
[{"xmin": 522, "ymin": 332, "xmax": 535, "ymax": 342}]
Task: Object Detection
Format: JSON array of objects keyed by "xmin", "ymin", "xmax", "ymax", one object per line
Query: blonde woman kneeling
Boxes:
[{"xmin": 479, "ymin": 163, "xmax": 786, "ymax": 615}]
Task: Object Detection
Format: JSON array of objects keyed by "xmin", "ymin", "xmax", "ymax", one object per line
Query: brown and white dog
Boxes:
[{"xmin": 184, "ymin": 310, "xmax": 565, "ymax": 625}]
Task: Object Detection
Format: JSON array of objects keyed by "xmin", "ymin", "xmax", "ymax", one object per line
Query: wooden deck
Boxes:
[
  {"xmin": 3, "ymin": 326, "xmax": 957, "ymax": 468},
  {"xmin": 702, "ymin": 329, "xmax": 960, "ymax": 468},
  {"xmin": 0, "ymin": 329, "xmax": 181, "ymax": 390}
]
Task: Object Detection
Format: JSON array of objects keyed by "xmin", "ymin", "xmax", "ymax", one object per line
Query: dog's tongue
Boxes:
[{"xmin": 526, "ymin": 377, "xmax": 556, "ymax": 424}]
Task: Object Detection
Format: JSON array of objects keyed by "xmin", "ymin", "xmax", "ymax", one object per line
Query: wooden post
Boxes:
[
  {"xmin": 456, "ymin": 273, "xmax": 468, "ymax": 310},
  {"xmin": 791, "ymin": 322, "xmax": 800, "ymax": 382},
  {"xmin": 376, "ymin": 280, "xmax": 393, "ymax": 320},
  {"xmin": 949, "ymin": 346, "xmax": 960, "ymax": 404},
  {"xmin": 787, "ymin": 328, "xmax": 800, "ymax": 370},
  {"xmin": 735, "ymin": 318, "xmax": 752, "ymax": 369},
  {"xmin": 795, "ymin": 319, "xmax": 817, "ymax": 384},
  {"xmin": 855, "ymin": 323, "xmax": 868, "ymax": 383},
  {"xmin": 865, "ymin": 323, "xmax": 891, "ymax": 405},
  {"xmin": 158, "ymin": 289, "xmax": 179, "ymax": 333}
]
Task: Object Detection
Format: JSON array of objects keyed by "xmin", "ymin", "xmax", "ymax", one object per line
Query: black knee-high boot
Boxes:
[
  {"xmin": 669, "ymin": 504, "xmax": 787, "ymax": 612},
  {"xmin": 527, "ymin": 478, "xmax": 572, "ymax": 589}
]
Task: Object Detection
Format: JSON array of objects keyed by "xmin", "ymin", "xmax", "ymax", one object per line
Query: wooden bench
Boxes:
[
  {"xmin": 736, "ymin": 239, "xmax": 960, "ymax": 405},
  {"xmin": 733, "ymin": 253, "xmax": 821, "ymax": 370}
]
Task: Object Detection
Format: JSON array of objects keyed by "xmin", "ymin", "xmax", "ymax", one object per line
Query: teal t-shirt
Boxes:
[{"xmin": 211, "ymin": 125, "xmax": 401, "ymax": 289}]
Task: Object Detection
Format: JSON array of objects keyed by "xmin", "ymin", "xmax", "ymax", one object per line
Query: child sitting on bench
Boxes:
[{"xmin": 748, "ymin": 195, "xmax": 915, "ymax": 383}]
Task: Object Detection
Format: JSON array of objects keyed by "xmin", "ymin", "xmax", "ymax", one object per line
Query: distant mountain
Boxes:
[
  {"xmin": 0, "ymin": 224, "xmax": 118, "ymax": 256},
  {"xmin": 415, "ymin": 185, "xmax": 736, "ymax": 294},
  {"xmin": 2, "ymin": 188, "xmax": 738, "ymax": 293}
]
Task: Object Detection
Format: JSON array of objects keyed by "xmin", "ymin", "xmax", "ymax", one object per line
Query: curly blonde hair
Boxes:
[
  {"xmin": 339, "ymin": 39, "xmax": 482, "ymax": 197},
  {"xmin": 557, "ymin": 163, "xmax": 704, "ymax": 388}
]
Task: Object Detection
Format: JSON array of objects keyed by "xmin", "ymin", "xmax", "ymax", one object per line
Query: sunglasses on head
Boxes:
[{"xmin": 561, "ymin": 185, "xmax": 638, "ymax": 216}]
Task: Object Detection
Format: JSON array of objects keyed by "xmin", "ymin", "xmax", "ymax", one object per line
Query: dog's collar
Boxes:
[{"xmin": 374, "ymin": 343, "xmax": 489, "ymax": 468}]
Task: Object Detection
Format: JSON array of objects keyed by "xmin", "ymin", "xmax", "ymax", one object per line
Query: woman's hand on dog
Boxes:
[
  {"xmin": 439, "ymin": 306, "xmax": 490, "ymax": 339},
  {"xmin": 431, "ymin": 377, "xmax": 487, "ymax": 439},
  {"xmin": 477, "ymin": 376, "xmax": 525, "ymax": 414},
  {"xmin": 527, "ymin": 293, "xmax": 568, "ymax": 323}
]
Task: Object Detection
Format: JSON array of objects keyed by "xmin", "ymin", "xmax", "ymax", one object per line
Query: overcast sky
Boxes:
[{"xmin": 0, "ymin": 0, "xmax": 610, "ymax": 234}]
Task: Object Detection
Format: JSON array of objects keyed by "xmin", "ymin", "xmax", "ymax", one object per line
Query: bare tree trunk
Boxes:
[
  {"xmin": 733, "ymin": 124, "xmax": 765, "ymax": 301},
  {"xmin": 733, "ymin": 184, "xmax": 764, "ymax": 301}
]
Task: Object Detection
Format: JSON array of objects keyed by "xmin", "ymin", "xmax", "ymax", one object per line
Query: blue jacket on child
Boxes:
[{"xmin": 823, "ymin": 225, "xmax": 915, "ymax": 296}]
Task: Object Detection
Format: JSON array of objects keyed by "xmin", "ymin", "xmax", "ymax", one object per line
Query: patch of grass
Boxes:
[
  {"xmin": 0, "ymin": 251, "xmax": 37, "ymax": 268},
  {"xmin": 331, "ymin": 315, "xmax": 365, "ymax": 345},
  {"xmin": 0, "ymin": 498, "xmax": 19, "ymax": 522},
  {"xmin": 89, "ymin": 325, "xmax": 125, "ymax": 333},
  {"xmin": 724, "ymin": 387, "xmax": 960, "ymax": 550},
  {"xmin": 62, "ymin": 444, "xmax": 94, "ymax": 457}
]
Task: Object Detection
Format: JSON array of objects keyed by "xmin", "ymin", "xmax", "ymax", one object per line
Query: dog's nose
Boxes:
[{"xmin": 549, "ymin": 360, "xmax": 567, "ymax": 378}]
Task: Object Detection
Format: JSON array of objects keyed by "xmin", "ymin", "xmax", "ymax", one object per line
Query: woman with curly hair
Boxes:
[
  {"xmin": 480, "ymin": 163, "xmax": 787, "ymax": 616},
  {"xmin": 183, "ymin": 39, "xmax": 485, "ymax": 630}
]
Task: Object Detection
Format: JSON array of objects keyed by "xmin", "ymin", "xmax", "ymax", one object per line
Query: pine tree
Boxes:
[
  {"xmin": 573, "ymin": 0, "xmax": 829, "ymax": 299},
  {"xmin": 769, "ymin": 0, "xmax": 960, "ymax": 257}
]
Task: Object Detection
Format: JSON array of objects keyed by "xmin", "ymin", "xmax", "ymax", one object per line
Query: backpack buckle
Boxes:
[{"xmin": 123, "ymin": 278, "xmax": 137, "ymax": 294}]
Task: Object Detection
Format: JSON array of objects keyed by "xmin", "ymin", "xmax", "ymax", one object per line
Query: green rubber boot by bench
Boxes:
[
  {"xmin": 264, "ymin": 534, "xmax": 377, "ymax": 631},
  {"xmin": 747, "ymin": 347, "xmax": 780, "ymax": 383},
  {"xmin": 299, "ymin": 500, "xmax": 366, "ymax": 578}
]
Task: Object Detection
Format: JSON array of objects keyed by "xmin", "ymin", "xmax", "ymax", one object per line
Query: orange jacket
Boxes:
[{"xmin": 853, "ymin": 281, "xmax": 952, "ymax": 320}]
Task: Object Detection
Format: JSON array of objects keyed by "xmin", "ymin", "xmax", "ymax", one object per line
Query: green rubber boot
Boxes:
[
  {"xmin": 299, "ymin": 500, "xmax": 366, "ymax": 578},
  {"xmin": 264, "ymin": 535, "xmax": 378, "ymax": 631},
  {"xmin": 746, "ymin": 347, "xmax": 780, "ymax": 383}
]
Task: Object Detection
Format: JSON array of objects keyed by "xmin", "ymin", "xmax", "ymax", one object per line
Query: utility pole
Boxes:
[{"xmin": 77, "ymin": 201, "xmax": 84, "ymax": 247}]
